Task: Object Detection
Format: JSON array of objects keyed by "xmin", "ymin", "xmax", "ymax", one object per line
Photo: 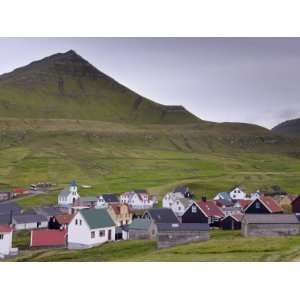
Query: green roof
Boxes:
[
  {"xmin": 129, "ymin": 219, "xmax": 152, "ymax": 230},
  {"xmin": 80, "ymin": 209, "xmax": 115, "ymax": 229}
]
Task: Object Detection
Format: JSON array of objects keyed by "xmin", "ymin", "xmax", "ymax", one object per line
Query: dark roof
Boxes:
[
  {"xmin": 157, "ymin": 223, "xmax": 209, "ymax": 232},
  {"xmin": 144, "ymin": 208, "xmax": 178, "ymax": 223},
  {"xmin": 80, "ymin": 209, "xmax": 115, "ymax": 229},
  {"xmin": 0, "ymin": 203, "xmax": 22, "ymax": 215},
  {"xmin": 13, "ymin": 214, "xmax": 48, "ymax": 224},
  {"xmin": 174, "ymin": 186, "xmax": 189, "ymax": 194},
  {"xmin": 34, "ymin": 206, "xmax": 64, "ymax": 217},
  {"xmin": 0, "ymin": 214, "xmax": 11, "ymax": 225},
  {"xmin": 102, "ymin": 194, "xmax": 119, "ymax": 203},
  {"xmin": 243, "ymin": 214, "xmax": 299, "ymax": 224}
]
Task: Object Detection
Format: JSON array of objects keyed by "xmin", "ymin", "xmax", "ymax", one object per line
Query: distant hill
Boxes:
[
  {"xmin": 272, "ymin": 118, "xmax": 300, "ymax": 138},
  {"xmin": 0, "ymin": 50, "xmax": 199, "ymax": 124}
]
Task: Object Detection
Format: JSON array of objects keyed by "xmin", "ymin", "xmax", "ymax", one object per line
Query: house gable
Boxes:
[
  {"xmin": 181, "ymin": 203, "xmax": 208, "ymax": 224},
  {"xmin": 244, "ymin": 199, "xmax": 270, "ymax": 214}
]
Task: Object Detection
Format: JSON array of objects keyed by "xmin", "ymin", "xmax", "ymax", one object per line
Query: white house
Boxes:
[
  {"xmin": 229, "ymin": 186, "xmax": 246, "ymax": 201},
  {"xmin": 162, "ymin": 192, "xmax": 192, "ymax": 217},
  {"xmin": 58, "ymin": 180, "xmax": 80, "ymax": 206},
  {"xmin": 68, "ymin": 208, "xmax": 116, "ymax": 249},
  {"xmin": 0, "ymin": 225, "xmax": 13, "ymax": 257},
  {"xmin": 120, "ymin": 191, "xmax": 155, "ymax": 210},
  {"xmin": 250, "ymin": 190, "xmax": 261, "ymax": 201}
]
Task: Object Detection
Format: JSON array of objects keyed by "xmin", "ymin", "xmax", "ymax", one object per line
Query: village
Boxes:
[{"xmin": 0, "ymin": 181, "xmax": 300, "ymax": 259}]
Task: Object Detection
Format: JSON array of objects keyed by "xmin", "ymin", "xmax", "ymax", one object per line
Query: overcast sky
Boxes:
[{"xmin": 0, "ymin": 37, "xmax": 299, "ymax": 128}]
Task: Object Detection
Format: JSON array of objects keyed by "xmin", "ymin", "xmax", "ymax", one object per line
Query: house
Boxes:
[
  {"xmin": 0, "ymin": 214, "xmax": 11, "ymax": 225},
  {"xmin": 120, "ymin": 191, "xmax": 155, "ymax": 209},
  {"xmin": 156, "ymin": 223, "xmax": 210, "ymax": 249},
  {"xmin": 181, "ymin": 201, "xmax": 209, "ymax": 224},
  {"xmin": 0, "ymin": 190, "xmax": 13, "ymax": 202},
  {"xmin": 0, "ymin": 225, "xmax": 13, "ymax": 257},
  {"xmin": 250, "ymin": 190, "xmax": 261, "ymax": 201},
  {"xmin": 162, "ymin": 192, "xmax": 193, "ymax": 217},
  {"xmin": 30, "ymin": 229, "xmax": 67, "ymax": 248},
  {"xmin": 244, "ymin": 196, "xmax": 283, "ymax": 214},
  {"xmin": 291, "ymin": 196, "xmax": 300, "ymax": 214},
  {"xmin": 33, "ymin": 206, "xmax": 66, "ymax": 219},
  {"xmin": 214, "ymin": 192, "xmax": 233, "ymax": 207},
  {"xmin": 221, "ymin": 213, "xmax": 243, "ymax": 230},
  {"xmin": 143, "ymin": 208, "xmax": 179, "ymax": 224},
  {"xmin": 0, "ymin": 203, "xmax": 22, "ymax": 216},
  {"xmin": 49, "ymin": 214, "xmax": 74, "ymax": 229},
  {"xmin": 99, "ymin": 193, "xmax": 119, "ymax": 204},
  {"xmin": 197, "ymin": 199, "xmax": 225, "ymax": 226},
  {"xmin": 58, "ymin": 180, "xmax": 80, "ymax": 206},
  {"xmin": 12, "ymin": 214, "xmax": 48, "ymax": 231},
  {"xmin": 241, "ymin": 214, "xmax": 300, "ymax": 237},
  {"xmin": 68, "ymin": 208, "xmax": 116, "ymax": 249},
  {"xmin": 107, "ymin": 203, "xmax": 132, "ymax": 226},
  {"xmin": 73, "ymin": 197, "xmax": 99, "ymax": 209},
  {"xmin": 128, "ymin": 218, "xmax": 157, "ymax": 240},
  {"xmin": 173, "ymin": 186, "xmax": 193, "ymax": 198},
  {"xmin": 229, "ymin": 186, "xmax": 246, "ymax": 201},
  {"xmin": 12, "ymin": 188, "xmax": 30, "ymax": 198}
]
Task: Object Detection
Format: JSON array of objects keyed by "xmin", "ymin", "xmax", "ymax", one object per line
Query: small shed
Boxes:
[
  {"xmin": 241, "ymin": 214, "xmax": 300, "ymax": 237},
  {"xmin": 30, "ymin": 229, "xmax": 67, "ymax": 248},
  {"xmin": 12, "ymin": 214, "xmax": 48, "ymax": 231},
  {"xmin": 128, "ymin": 219, "xmax": 157, "ymax": 240},
  {"xmin": 221, "ymin": 213, "xmax": 243, "ymax": 230},
  {"xmin": 156, "ymin": 223, "xmax": 210, "ymax": 249}
]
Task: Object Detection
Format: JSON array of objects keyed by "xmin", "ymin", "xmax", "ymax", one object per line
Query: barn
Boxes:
[{"xmin": 241, "ymin": 214, "xmax": 300, "ymax": 237}]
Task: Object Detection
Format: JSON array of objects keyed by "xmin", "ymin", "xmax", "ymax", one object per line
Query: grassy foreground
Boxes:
[{"xmin": 6, "ymin": 230, "xmax": 300, "ymax": 262}]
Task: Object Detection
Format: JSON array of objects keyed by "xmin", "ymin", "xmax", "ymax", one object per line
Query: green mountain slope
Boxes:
[
  {"xmin": 272, "ymin": 118, "xmax": 300, "ymax": 138},
  {"xmin": 0, "ymin": 50, "xmax": 199, "ymax": 124}
]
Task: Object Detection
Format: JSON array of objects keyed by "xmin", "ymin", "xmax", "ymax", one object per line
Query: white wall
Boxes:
[
  {"xmin": 0, "ymin": 232, "xmax": 12, "ymax": 255},
  {"xmin": 68, "ymin": 212, "xmax": 116, "ymax": 248},
  {"xmin": 14, "ymin": 221, "xmax": 48, "ymax": 231}
]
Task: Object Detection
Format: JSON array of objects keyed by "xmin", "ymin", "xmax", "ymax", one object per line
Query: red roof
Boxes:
[
  {"xmin": 197, "ymin": 200, "xmax": 225, "ymax": 218},
  {"xmin": 231, "ymin": 213, "xmax": 243, "ymax": 222},
  {"xmin": 0, "ymin": 225, "xmax": 12, "ymax": 233},
  {"xmin": 12, "ymin": 188, "xmax": 27, "ymax": 194},
  {"xmin": 260, "ymin": 196, "xmax": 283, "ymax": 213},
  {"xmin": 54, "ymin": 214, "xmax": 73, "ymax": 225},
  {"xmin": 237, "ymin": 199, "xmax": 252, "ymax": 209},
  {"xmin": 31, "ymin": 229, "xmax": 67, "ymax": 247}
]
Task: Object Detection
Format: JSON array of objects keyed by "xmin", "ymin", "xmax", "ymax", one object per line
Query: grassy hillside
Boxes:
[
  {"xmin": 0, "ymin": 118, "xmax": 299, "ymax": 208},
  {"xmin": 272, "ymin": 118, "xmax": 300, "ymax": 138},
  {"xmin": 8, "ymin": 230, "xmax": 300, "ymax": 262}
]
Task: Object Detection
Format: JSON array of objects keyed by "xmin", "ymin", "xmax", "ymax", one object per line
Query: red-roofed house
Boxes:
[
  {"xmin": 49, "ymin": 214, "xmax": 74, "ymax": 229},
  {"xmin": 0, "ymin": 225, "xmax": 13, "ymax": 256},
  {"xmin": 30, "ymin": 229, "xmax": 67, "ymax": 248},
  {"xmin": 244, "ymin": 196, "xmax": 283, "ymax": 214},
  {"xmin": 107, "ymin": 203, "xmax": 132, "ymax": 226},
  {"xmin": 182, "ymin": 199, "xmax": 224, "ymax": 226},
  {"xmin": 234, "ymin": 200, "xmax": 252, "ymax": 211}
]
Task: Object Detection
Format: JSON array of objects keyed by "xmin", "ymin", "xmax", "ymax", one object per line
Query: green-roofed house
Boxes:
[{"xmin": 68, "ymin": 208, "xmax": 116, "ymax": 249}]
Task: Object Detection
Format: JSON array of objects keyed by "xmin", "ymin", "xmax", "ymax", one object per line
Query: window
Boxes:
[
  {"xmin": 0, "ymin": 234, "xmax": 3, "ymax": 240},
  {"xmin": 75, "ymin": 219, "xmax": 78, "ymax": 225},
  {"xmin": 192, "ymin": 206, "xmax": 197, "ymax": 213},
  {"xmin": 255, "ymin": 201, "xmax": 261, "ymax": 209},
  {"xmin": 99, "ymin": 230, "xmax": 105, "ymax": 237},
  {"xmin": 79, "ymin": 220, "xmax": 82, "ymax": 225},
  {"xmin": 91, "ymin": 231, "xmax": 95, "ymax": 239}
]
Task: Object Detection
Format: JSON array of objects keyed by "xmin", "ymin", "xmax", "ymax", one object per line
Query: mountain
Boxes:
[
  {"xmin": 272, "ymin": 118, "xmax": 300, "ymax": 138},
  {"xmin": 0, "ymin": 50, "xmax": 199, "ymax": 124}
]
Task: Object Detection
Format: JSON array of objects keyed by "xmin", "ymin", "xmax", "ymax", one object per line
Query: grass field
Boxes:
[{"xmin": 7, "ymin": 230, "xmax": 300, "ymax": 262}]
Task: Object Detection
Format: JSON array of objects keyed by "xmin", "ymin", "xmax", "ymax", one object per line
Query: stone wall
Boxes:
[
  {"xmin": 157, "ymin": 230, "xmax": 209, "ymax": 249},
  {"xmin": 242, "ymin": 223, "xmax": 300, "ymax": 237}
]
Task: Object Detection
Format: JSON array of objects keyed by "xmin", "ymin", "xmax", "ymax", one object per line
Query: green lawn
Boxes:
[{"xmin": 7, "ymin": 230, "xmax": 300, "ymax": 262}]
